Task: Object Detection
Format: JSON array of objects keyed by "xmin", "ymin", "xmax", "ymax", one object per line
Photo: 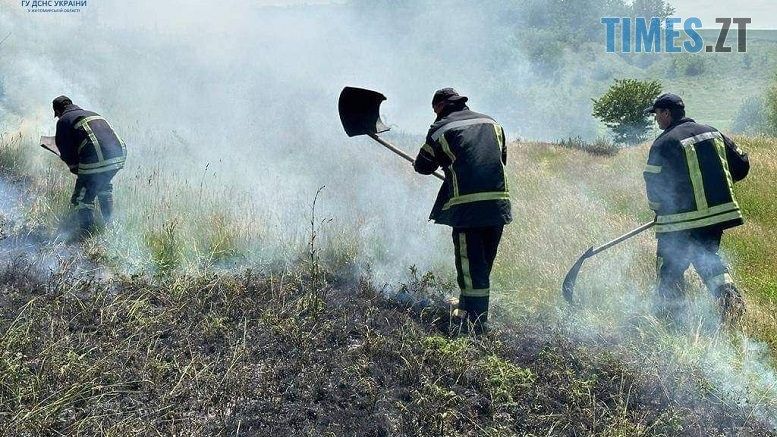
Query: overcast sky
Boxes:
[
  {"xmin": 269, "ymin": 0, "xmax": 777, "ymax": 29},
  {"xmin": 668, "ymin": 0, "xmax": 776, "ymax": 29}
]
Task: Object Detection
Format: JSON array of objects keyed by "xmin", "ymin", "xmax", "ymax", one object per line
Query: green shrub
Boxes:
[
  {"xmin": 592, "ymin": 78, "xmax": 662, "ymax": 145},
  {"xmin": 732, "ymin": 96, "xmax": 770, "ymax": 135},
  {"xmin": 558, "ymin": 136, "xmax": 620, "ymax": 156},
  {"xmin": 683, "ymin": 56, "xmax": 706, "ymax": 76},
  {"xmin": 766, "ymin": 75, "xmax": 777, "ymax": 134}
]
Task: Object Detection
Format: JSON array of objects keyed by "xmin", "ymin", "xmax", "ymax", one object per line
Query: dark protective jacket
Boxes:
[
  {"xmin": 55, "ymin": 104, "xmax": 127, "ymax": 175},
  {"xmin": 414, "ymin": 103, "xmax": 512, "ymax": 228},
  {"xmin": 643, "ymin": 117, "xmax": 749, "ymax": 233}
]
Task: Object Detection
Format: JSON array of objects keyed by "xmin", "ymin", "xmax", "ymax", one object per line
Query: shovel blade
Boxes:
[
  {"xmin": 338, "ymin": 86, "xmax": 391, "ymax": 137},
  {"xmin": 562, "ymin": 247, "xmax": 594, "ymax": 304}
]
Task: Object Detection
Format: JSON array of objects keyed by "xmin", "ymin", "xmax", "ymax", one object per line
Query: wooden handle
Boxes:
[
  {"xmin": 591, "ymin": 220, "xmax": 656, "ymax": 255},
  {"xmin": 368, "ymin": 133, "xmax": 445, "ymax": 181}
]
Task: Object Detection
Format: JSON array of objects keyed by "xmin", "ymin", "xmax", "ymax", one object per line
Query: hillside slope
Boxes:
[{"xmin": 1, "ymin": 134, "xmax": 776, "ymax": 434}]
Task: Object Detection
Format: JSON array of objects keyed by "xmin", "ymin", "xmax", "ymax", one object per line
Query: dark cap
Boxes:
[
  {"xmin": 432, "ymin": 88, "xmax": 468, "ymax": 106},
  {"xmin": 52, "ymin": 95, "xmax": 73, "ymax": 113},
  {"xmin": 644, "ymin": 93, "xmax": 684, "ymax": 114}
]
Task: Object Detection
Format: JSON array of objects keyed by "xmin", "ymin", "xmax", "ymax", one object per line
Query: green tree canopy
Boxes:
[{"xmin": 592, "ymin": 78, "xmax": 662, "ymax": 145}]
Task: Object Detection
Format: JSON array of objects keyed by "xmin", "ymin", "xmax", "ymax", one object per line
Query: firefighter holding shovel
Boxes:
[
  {"xmin": 49, "ymin": 95, "xmax": 127, "ymax": 239},
  {"xmin": 338, "ymin": 86, "xmax": 510, "ymax": 334},
  {"xmin": 643, "ymin": 93, "xmax": 749, "ymax": 323},
  {"xmin": 413, "ymin": 88, "xmax": 512, "ymax": 333}
]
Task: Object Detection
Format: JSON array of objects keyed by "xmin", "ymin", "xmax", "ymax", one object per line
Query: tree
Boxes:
[
  {"xmin": 630, "ymin": 0, "xmax": 675, "ymax": 20},
  {"xmin": 766, "ymin": 74, "xmax": 777, "ymax": 135},
  {"xmin": 592, "ymin": 78, "xmax": 662, "ymax": 145}
]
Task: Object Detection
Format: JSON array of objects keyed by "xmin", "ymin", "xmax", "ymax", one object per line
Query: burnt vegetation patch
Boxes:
[{"xmin": 0, "ymin": 261, "xmax": 771, "ymax": 436}]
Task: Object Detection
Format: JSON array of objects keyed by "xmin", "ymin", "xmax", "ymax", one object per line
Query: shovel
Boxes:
[
  {"xmin": 562, "ymin": 220, "xmax": 655, "ymax": 303},
  {"xmin": 338, "ymin": 86, "xmax": 444, "ymax": 181}
]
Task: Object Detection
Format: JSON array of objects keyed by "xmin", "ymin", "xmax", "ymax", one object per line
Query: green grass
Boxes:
[
  {"xmin": 5, "ymin": 260, "xmax": 757, "ymax": 434},
  {"xmin": 1, "ymin": 118, "xmax": 777, "ymax": 434}
]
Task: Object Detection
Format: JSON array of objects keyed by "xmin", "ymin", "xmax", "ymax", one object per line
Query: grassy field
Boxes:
[{"xmin": 1, "ymin": 126, "xmax": 776, "ymax": 433}]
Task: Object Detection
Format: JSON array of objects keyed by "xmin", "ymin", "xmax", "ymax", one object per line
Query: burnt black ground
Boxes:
[
  {"xmin": 0, "ymin": 263, "xmax": 773, "ymax": 436},
  {"xmin": 0, "ymin": 170, "xmax": 774, "ymax": 435}
]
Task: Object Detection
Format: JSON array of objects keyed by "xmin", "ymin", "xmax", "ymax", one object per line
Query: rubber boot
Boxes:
[
  {"xmin": 98, "ymin": 192, "xmax": 114, "ymax": 226},
  {"xmin": 71, "ymin": 208, "xmax": 95, "ymax": 242},
  {"xmin": 460, "ymin": 295, "xmax": 489, "ymax": 335},
  {"xmin": 714, "ymin": 283, "xmax": 746, "ymax": 326}
]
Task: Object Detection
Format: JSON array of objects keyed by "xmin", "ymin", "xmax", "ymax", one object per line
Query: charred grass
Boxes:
[{"xmin": 0, "ymin": 260, "xmax": 771, "ymax": 436}]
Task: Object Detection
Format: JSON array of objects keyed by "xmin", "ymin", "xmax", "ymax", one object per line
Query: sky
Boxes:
[{"xmin": 672, "ymin": 0, "xmax": 777, "ymax": 29}]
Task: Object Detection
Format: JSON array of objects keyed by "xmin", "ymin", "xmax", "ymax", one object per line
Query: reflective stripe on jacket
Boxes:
[
  {"xmin": 644, "ymin": 118, "xmax": 743, "ymax": 233},
  {"xmin": 55, "ymin": 105, "xmax": 127, "ymax": 175},
  {"xmin": 414, "ymin": 103, "xmax": 512, "ymax": 228}
]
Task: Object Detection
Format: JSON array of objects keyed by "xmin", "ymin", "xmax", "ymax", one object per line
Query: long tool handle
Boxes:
[
  {"xmin": 368, "ymin": 133, "xmax": 445, "ymax": 181},
  {"xmin": 590, "ymin": 220, "xmax": 656, "ymax": 256}
]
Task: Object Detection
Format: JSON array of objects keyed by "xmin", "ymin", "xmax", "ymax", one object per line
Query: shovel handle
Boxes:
[
  {"xmin": 368, "ymin": 133, "xmax": 445, "ymax": 181},
  {"xmin": 590, "ymin": 220, "xmax": 656, "ymax": 255}
]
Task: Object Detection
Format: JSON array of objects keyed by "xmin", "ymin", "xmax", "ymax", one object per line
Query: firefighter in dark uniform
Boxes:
[
  {"xmin": 643, "ymin": 93, "xmax": 749, "ymax": 322},
  {"xmin": 414, "ymin": 88, "xmax": 512, "ymax": 332},
  {"xmin": 53, "ymin": 95, "xmax": 127, "ymax": 237}
]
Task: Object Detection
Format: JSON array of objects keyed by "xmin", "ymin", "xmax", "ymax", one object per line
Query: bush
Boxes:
[
  {"xmin": 766, "ymin": 75, "xmax": 777, "ymax": 134},
  {"xmin": 732, "ymin": 96, "xmax": 770, "ymax": 135},
  {"xmin": 683, "ymin": 56, "xmax": 706, "ymax": 76},
  {"xmin": 592, "ymin": 78, "xmax": 662, "ymax": 145},
  {"xmin": 557, "ymin": 136, "xmax": 620, "ymax": 156}
]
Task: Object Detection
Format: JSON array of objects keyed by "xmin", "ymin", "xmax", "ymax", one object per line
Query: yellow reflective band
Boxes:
[
  {"xmin": 492, "ymin": 123, "xmax": 504, "ymax": 149},
  {"xmin": 431, "ymin": 117, "xmax": 496, "ymax": 141},
  {"xmin": 705, "ymin": 272, "xmax": 733, "ymax": 292},
  {"xmin": 683, "ymin": 143, "xmax": 708, "ymax": 211},
  {"xmin": 76, "ymin": 202, "xmax": 95, "ymax": 210},
  {"xmin": 714, "ymin": 138, "xmax": 738, "ymax": 201},
  {"xmin": 81, "ymin": 121, "xmax": 104, "ymax": 162},
  {"xmin": 655, "ymin": 210, "xmax": 742, "ymax": 233},
  {"xmin": 78, "ymin": 162, "xmax": 124, "ymax": 175},
  {"xmin": 493, "ymin": 124, "xmax": 509, "ymax": 191},
  {"xmin": 680, "ymin": 131, "xmax": 722, "ymax": 146},
  {"xmin": 77, "ymin": 139, "xmax": 89, "ymax": 154},
  {"xmin": 644, "ymin": 164, "xmax": 662, "ymax": 174},
  {"xmin": 78, "ymin": 156, "xmax": 126, "ymax": 170},
  {"xmin": 648, "ymin": 201, "xmax": 661, "ymax": 211},
  {"xmin": 458, "ymin": 232, "xmax": 472, "ymax": 290},
  {"xmin": 656, "ymin": 202, "xmax": 739, "ymax": 224},
  {"xmin": 443, "ymin": 191, "xmax": 510, "ymax": 210},
  {"xmin": 421, "ymin": 143, "xmax": 435, "ymax": 157},
  {"xmin": 120, "ymin": 137, "xmax": 127, "ymax": 157},
  {"xmin": 439, "ymin": 136, "xmax": 459, "ymax": 197},
  {"xmin": 460, "ymin": 288, "xmax": 490, "ymax": 297},
  {"xmin": 73, "ymin": 116, "xmax": 105, "ymax": 129}
]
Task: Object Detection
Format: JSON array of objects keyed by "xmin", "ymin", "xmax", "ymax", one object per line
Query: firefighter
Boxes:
[
  {"xmin": 53, "ymin": 95, "xmax": 127, "ymax": 238},
  {"xmin": 414, "ymin": 88, "xmax": 512, "ymax": 333},
  {"xmin": 643, "ymin": 93, "xmax": 749, "ymax": 323}
]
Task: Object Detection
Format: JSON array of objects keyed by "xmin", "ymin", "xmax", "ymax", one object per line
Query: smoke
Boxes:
[{"xmin": 1, "ymin": 0, "xmax": 776, "ymax": 428}]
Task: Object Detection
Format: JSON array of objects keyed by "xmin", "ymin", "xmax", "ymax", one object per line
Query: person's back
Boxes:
[
  {"xmin": 53, "ymin": 95, "xmax": 127, "ymax": 238},
  {"xmin": 645, "ymin": 117, "xmax": 743, "ymax": 233},
  {"xmin": 56, "ymin": 102, "xmax": 126, "ymax": 176},
  {"xmin": 414, "ymin": 88, "xmax": 512, "ymax": 332},
  {"xmin": 417, "ymin": 99, "xmax": 511, "ymax": 229},
  {"xmin": 643, "ymin": 93, "xmax": 749, "ymax": 323}
]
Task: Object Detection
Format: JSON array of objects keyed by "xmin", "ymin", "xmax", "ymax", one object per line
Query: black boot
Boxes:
[
  {"xmin": 71, "ymin": 208, "xmax": 95, "ymax": 241},
  {"xmin": 460, "ymin": 295, "xmax": 489, "ymax": 335},
  {"xmin": 714, "ymin": 283, "xmax": 746, "ymax": 326},
  {"xmin": 98, "ymin": 192, "xmax": 114, "ymax": 225}
]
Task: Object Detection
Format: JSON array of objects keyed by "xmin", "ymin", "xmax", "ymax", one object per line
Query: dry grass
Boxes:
[
  {"xmin": 1, "ymin": 128, "xmax": 777, "ymax": 433},
  {"xmin": 0, "ymin": 259, "xmax": 770, "ymax": 435}
]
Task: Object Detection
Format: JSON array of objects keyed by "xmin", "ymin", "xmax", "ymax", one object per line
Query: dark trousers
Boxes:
[
  {"xmin": 70, "ymin": 170, "xmax": 118, "ymax": 229},
  {"xmin": 452, "ymin": 225, "xmax": 504, "ymax": 322},
  {"xmin": 656, "ymin": 227, "xmax": 734, "ymax": 299}
]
